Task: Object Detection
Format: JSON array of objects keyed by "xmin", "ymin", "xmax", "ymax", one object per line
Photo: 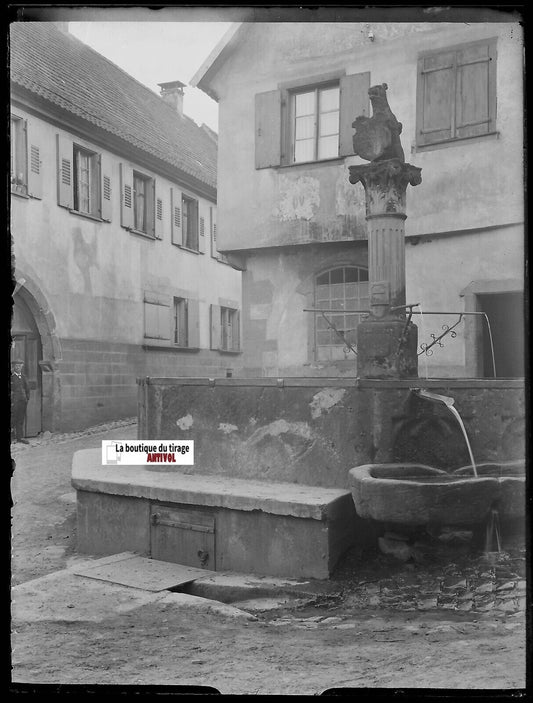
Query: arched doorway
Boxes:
[{"xmin": 11, "ymin": 294, "xmax": 42, "ymax": 436}]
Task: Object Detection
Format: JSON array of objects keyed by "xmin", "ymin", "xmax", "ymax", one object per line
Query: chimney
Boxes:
[{"xmin": 158, "ymin": 80, "xmax": 186, "ymax": 118}]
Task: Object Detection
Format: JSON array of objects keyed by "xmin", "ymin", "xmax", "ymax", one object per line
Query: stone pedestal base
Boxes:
[{"xmin": 357, "ymin": 319, "xmax": 418, "ymax": 379}]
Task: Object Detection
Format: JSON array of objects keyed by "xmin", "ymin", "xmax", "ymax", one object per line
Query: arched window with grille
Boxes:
[{"xmin": 315, "ymin": 266, "xmax": 369, "ymax": 361}]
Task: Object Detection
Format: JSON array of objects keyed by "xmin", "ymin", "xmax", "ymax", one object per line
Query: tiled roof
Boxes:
[{"xmin": 10, "ymin": 22, "xmax": 217, "ymax": 191}]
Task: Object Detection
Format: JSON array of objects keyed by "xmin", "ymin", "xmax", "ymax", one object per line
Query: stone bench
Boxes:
[{"xmin": 72, "ymin": 449, "xmax": 356, "ymax": 579}]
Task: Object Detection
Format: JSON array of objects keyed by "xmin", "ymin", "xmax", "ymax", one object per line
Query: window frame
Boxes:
[
  {"xmin": 416, "ymin": 37, "xmax": 498, "ymax": 150},
  {"xmin": 132, "ymin": 170, "xmax": 154, "ymax": 236},
  {"xmin": 10, "ymin": 114, "xmax": 27, "ymax": 194},
  {"xmin": 143, "ymin": 291, "xmax": 200, "ymax": 351},
  {"xmin": 289, "ymin": 81, "xmax": 341, "ymax": 165},
  {"xmin": 210, "ymin": 303, "xmax": 241, "ymax": 353},
  {"xmin": 173, "ymin": 297, "xmax": 189, "ymax": 348},
  {"xmin": 73, "ymin": 144, "xmax": 100, "ymax": 217},
  {"xmin": 182, "ymin": 194, "xmax": 199, "ymax": 251},
  {"xmin": 220, "ymin": 306, "xmax": 240, "ymax": 352},
  {"xmin": 255, "ymin": 71, "xmax": 370, "ymax": 170},
  {"xmin": 314, "ymin": 265, "xmax": 370, "ymax": 363}
]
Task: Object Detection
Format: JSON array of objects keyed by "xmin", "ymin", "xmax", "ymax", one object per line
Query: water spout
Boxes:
[{"xmin": 410, "ymin": 388, "xmax": 478, "ymax": 477}]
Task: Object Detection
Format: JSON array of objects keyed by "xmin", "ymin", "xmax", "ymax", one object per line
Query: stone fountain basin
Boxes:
[{"xmin": 348, "ymin": 461, "xmax": 525, "ymax": 527}]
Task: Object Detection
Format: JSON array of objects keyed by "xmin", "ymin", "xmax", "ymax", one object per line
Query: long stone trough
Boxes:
[{"xmin": 72, "ymin": 377, "xmax": 525, "ymax": 579}]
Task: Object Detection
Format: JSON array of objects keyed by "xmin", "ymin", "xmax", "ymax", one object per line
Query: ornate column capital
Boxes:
[{"xmin": 349, "ymin": 159, "xmax": 422, "ymax": 217}]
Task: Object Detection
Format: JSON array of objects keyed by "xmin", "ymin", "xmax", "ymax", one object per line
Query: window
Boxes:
[
  {"xmin": 173, "ymin": 297, "xmax": 188, "ymax": 347},
  {"xmin": 57, "ymin": 134, "xmax": 111, "ymax": 220},
  {"xmin": 119, "ymin": 163, "xmax": 157, "ymax": 234},
  {"xmin": 73, "ymin": 146, "xmax": 99, "ymax": 216},
  {"xmin": 182, "ymin": 194, "xmax": 199, "ymax": 250},
  {"xmin": 133, "ymin": 171, "xmax": 151, "ymax": 233},
  {"xmin": 11, "ymin": 115, "xmax": 42, "ymax": 199},
  {"xmin": 292, "ymin": 85, "xmax": 340, "ymax": 163},
  {"xmin": 210, "ymin": 304, "xmax": 241, "ymax": 352},
  {"xmin": 255, "ymin": 72, "xmax": 370, "ymax": 169},
  {"xmin": 416, "ymin": 39, "xmax": 497, "ymax": 148},
  {"xmin": 11, "ymin": 116, "xmax": 26, "ymax": 193},
  {"xmin": 221, "ymin": 307, "xmax": 239, "ymax": 352},
  {"xmin": 315, "ymin": 266, "xmax": 369, "ymax": 362},
  {"xmin": 144, "ymin": 292, "xmax": 200, "ymax": 349}
]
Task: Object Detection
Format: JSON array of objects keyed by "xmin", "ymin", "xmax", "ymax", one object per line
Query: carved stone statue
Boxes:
[
  {"xmin": 347, "ymin": 82, "xmax": 422, "ymax": 379},
  {"xmin": 352, "ymin": 83, "xmax": 405, "ymax": 163}
]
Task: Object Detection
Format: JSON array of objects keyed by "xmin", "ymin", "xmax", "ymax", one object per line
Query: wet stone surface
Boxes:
[
  {"xmin": 329, "ymin": 537, "xmax": 527, "ymax": 619},
  {"xmin": 247, "ymin": 531, "xmax": 526, "ymax": 624}
]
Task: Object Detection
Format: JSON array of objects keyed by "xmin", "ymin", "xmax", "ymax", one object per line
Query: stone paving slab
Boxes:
[
  {"xmin": 70, "ymin": 552, "xmax": 215, "ymax": 591},
  {"xmin": 11, "ymin": 569, "xmax": 256, "ymax": 625}
]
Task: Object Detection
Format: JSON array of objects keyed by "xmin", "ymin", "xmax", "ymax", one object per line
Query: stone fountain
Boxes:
[
  {"xmin": 346, "ymin": 84, "xmax": 525, "ymax": 550},
  {"xmin": 71, "ymin": 84, "xmax": 525, "ymax": 579},
  {"xmin": 348, "ymin": 82, "xmax": 421, "ymax": 379}
]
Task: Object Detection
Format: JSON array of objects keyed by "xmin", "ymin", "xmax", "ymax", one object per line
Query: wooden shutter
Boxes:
[
  {"xmin": 155, "ymin": 195, "xmax": 164, "ymax": 239},
  {"xmin": 153, "ymin": 179, "xmax": 163, "ymax": 239},
  {"xmin": 210, "ymin": 304, "xmax": 222, "ymax": 350},
  {"xmin": 56, "ymin": 133, "xmax": 73, "ymax": 208},
  {"xmin": 255, "ymin": 90, "xmax": 282, "ymax": 169},
  {"xmin": 234, "ymin": 310, "xmax": 241, "ymax": 351},
  {"xmin": 120, "ymin": 163, "xmax": 134, "ymax": 228},
  {"xmin": 100, "ymin": 153, "xmax": 112, "ymax": 222},
  {"xmin": 187, "ymin": 299, "xmax": 201, "ymax": 348},
  {"xmin": 417, "ymin": 51, "xmax": 455, "ymax": 146},
  {"xmin": 198, "ymin": 203, "xmax": 206, "ymax": 253},
  {"xmin": 170, "ymin": 187, "xmax": 182, "ymax": 245},
  {"xmin": 144, "ymin": 293, "xmax": 171, "ymax": 343},
  {"xmin": 455, "ymin": 40, "xmax": 496, "ymax": 139},
  {"xmin": 339, "ymin": 72, "xmax": 371, "ymax": 157},
  {"xmin": 27, "ymin": 130, "xmax": 43, "ymax": 200},
  {"xmin": 210, "ymin": 206, "xmax": 217, "ymax": 258}
]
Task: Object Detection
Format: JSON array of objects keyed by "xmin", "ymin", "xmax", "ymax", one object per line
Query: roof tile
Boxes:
[{"xmin": 10, "ymin": 22, "xmax": 217, "ymax": 190}]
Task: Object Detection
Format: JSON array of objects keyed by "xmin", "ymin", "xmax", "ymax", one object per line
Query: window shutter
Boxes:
[
  {"xmin": 234, "ymin": 310, "xmax": 241, "ymax": 351},
  {"xmin": 255, "ymin": 90, "xmax": 282, "ymax": 169},
  {"xmin": 56, "ymin": 133, "xmax": 73, "ymax": 208},
  {"xmin": 144, "ymin": 293, "xmax": 171, "ymax": 344},
  {"xmin": 170, "ymin": 187, "xmax": 182, "ymax": 244},
  {"xmin": 100, "ymin": 153, "xmax": 112, "ymax": 222},
  {"xmin": 144, "ymin": 301, "xmax": 160, "ymax": 339},
  {"xmin": 152, "ymin": 179, "xmax": 163, "ymax": 240},
  {"xmin": 210, "ymin": 304, "xmax": 222, "ymax": 350},
  {"xmin": 198, "ymin": 204, "xmax": 205, "ymax": 253},
  {"xmin": 339, "ymin": 72, "xmax": 371, "ymax": 157},
  {"xmin": 27, "ymin": 144, "xmax": 43, "ymax": 200},
  {"xmin": 120, "ymin": 163, "xmax": 134, "ymax": 228},
  {"xmin": 455, "ymin": 41, "xmax": 495, "ymax": 139},
  {"xmin": 158, "ymin": 302, "xmax": 171, "ymax": 340},
  {"xmin": 210, "ymin": 207, "xmax": 217, "ymax": 258},
  {"xmin": 187, "ymin": 299, "xmax": 200, "ymax": 348},
  {"xmin": 155, "ymin": 195, "xmax": 164, "ymax": 239},
  {"xmin": 417, "ymin": 52, "xmax": 455, "ymax": 146}
]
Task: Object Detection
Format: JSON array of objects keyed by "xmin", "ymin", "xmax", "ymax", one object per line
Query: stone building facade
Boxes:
[
  {"xmin": 192, "ymin": 20, "xmax": 524, "ymax": 379},
  {"xmin": 10, "ymin": 22, "xmax": 242, "ymax": 433}
]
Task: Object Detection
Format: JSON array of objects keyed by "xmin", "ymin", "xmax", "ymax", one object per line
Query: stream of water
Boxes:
[{"xmin": 446, "ymin": 405, "xmax": 478, "ymax": 478}]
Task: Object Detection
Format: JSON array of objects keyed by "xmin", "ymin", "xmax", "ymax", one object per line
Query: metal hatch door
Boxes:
[{"xmin": 150, "ymin": 504, "xmax": 215, "ymax": 570}]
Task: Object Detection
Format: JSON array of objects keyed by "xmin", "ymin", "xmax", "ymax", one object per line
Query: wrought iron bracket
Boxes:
[{"xmin": 418, "ymin": 314, "xmax": 463, "ymax": 357}]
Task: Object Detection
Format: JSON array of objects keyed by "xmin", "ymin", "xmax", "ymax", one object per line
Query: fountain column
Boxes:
[{"xmin": 348, "ymin": 84, "xmax": 422, "ymax": 379}]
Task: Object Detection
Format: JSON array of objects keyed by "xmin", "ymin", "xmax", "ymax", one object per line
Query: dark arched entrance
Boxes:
[{"xmin": 11, "ymin": 294, "xmax": 42, "ymax": 436}]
